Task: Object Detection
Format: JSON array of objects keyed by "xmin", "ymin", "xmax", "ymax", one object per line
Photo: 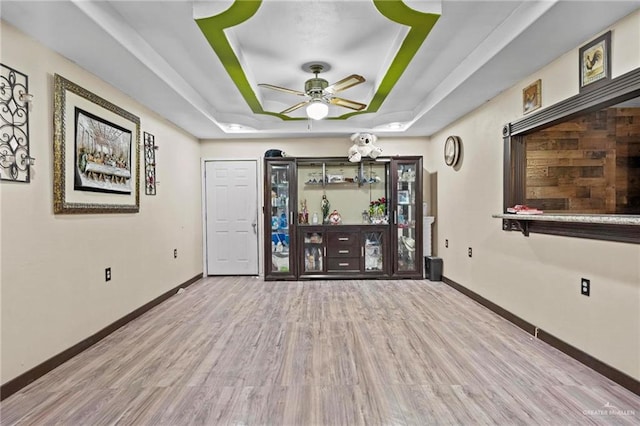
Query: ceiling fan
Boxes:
[{"xmin": 258, "ymin": 62, "xmax": 367, "ymax": 120}]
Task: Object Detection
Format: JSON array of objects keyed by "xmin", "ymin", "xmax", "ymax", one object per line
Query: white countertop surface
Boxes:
[{"xmin": 492, "ymin": 213, "xmax": 640, "ymax": 226}]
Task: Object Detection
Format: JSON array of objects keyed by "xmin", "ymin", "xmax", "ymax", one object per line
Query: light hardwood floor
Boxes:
[{"xmin": 1, "ymin": 277, "xmax": 639, "ymax": 425}]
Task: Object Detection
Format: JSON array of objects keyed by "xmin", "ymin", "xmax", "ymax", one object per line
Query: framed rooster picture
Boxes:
[{"xmin": 579, "ymin": 31, "xmax": 611, "ymax": 93}]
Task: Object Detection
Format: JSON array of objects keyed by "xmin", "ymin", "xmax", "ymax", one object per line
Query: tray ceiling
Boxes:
[{"xmin": 2, "ymin": 0, "xmax": 639, "ymax": 139}]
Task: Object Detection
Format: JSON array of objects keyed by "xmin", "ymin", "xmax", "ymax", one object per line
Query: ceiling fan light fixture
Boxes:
[
  {"xmin": 260, "ymin": 62, "xmax": 366, "ymax": 119},
  {"xmin": 306, "ymin": 99, "xmax": 329, "ymax": 120}
]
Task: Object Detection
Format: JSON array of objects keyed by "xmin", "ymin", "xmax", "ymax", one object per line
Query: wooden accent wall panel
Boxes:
[
  {"xmin": 615, "ymin": 108, "xmax": 640, "ymax": 214},
  {"xmin": 525, "ymin": 108, "xmax": 640, "ymax": 214}
]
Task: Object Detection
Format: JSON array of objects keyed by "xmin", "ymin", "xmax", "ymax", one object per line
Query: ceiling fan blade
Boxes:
[
  {"xmin": 330, "ymin": 97, "xmax": 367, "ymax": 111},
  {"xmin": 258, "ymin": 83, "xmax": 305, "ymax": 97},
  {"xmin": 325, "ymin": 74, "xmax": 365, "ymax": 94},
  {"xmin": 280, "ymin": 100, "xmax": 310, "ymax": 114}
]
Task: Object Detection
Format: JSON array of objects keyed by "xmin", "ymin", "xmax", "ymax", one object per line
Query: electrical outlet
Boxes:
[
  {"xmin": 105, "ymin": 267, "xmax": 111, "ymax": 282},
  {"xmin": 581, "ymin": 278, "xmax": 590, "ymax": 296},
  {"xmin": 468, "ymin": 247, "xmax": 472, "ymax": 257},
  {"xmin": 174, "ymin": 249, "xmax": 178, "ymax": 259},
  {"xmin": 445, "ymin": 239, "xmax": 449, "ymax": 248}
]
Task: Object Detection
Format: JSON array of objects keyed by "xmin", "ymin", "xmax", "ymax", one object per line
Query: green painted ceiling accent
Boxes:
[{"xmin": 196, "ymin": 0, "xmax": 440, "ymax": 121}]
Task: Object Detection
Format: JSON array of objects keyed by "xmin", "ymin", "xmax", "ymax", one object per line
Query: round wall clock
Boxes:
[{"xmin": 444, "ymin": 136, "xmax": 461, "ymax": 167}]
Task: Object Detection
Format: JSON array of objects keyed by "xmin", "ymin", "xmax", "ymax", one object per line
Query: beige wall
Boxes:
[
  {"xmin": 424, "ymin": 10, "xmax": 640, "ymax": 379},
  {"xmin": 200, "ymin": 137, "xmax": 431, "ymax": 275},
  {"xmin": 199, "ymin": 136, "xmax": 430, "ymax": 159},
  {"xmin": 2, "ymin": 7, "xmax": 638, "ymax": 389},
  {"xmin": 0, "ymin": 22, "xmax": 203, "ymax": 384}
]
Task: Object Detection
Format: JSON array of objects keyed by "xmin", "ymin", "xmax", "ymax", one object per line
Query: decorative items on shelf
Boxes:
[
  {"xmin": 347, "ymin": 132, "xmax": 382, "ymax": 162},
  {"xmin": 271, "ymin": 229, "xmax": 289, "ymax": 273},
  {"xmin": 368, "ymin": 197, "xmax": 388, "ymax": 224},
  {"xmin": 507, "ymin": 204, "xmax": 544, "ymax": 215},
  {"xmin": 398, "ymin": 168, "xmax": 417, "ymax": 181},
  {"xmin": 305, "ymin": 247, "xmax": 322, "ymax": 272},
  {"xmin": 264, "ymin": 149, "xmax": 287, "ymax": 158},
  {"xmin": 401, "ymin": 235, "xmax": 416, "ymax": 252},
  {"xmin": 368, "ymin": 197, "xmax": 386, "ymax": 216},
  {"xmin": 305, "ymin": 171, "xmax": 323, "ymax": 184},
  {"xmin": 298, "ymin": 199, "xmax": 309, "ymax": 224},
  {"xmin": 328, "ymin": 210, "xmax": 342, "ymax": 225},
  {"xmin": 397, "ymin": 190, "xmax": 410, "ymax": 204},
  {"xmin": 0, "ymin": 63, "xmax": 34, "ymax": 182},
  {"xmin": 321, "ymin": 194, "xmax": 330, "ymax": 224},
  {"xmin": 327, "ymin": 174, "xmax": 344, "ymax": 183},
  {"xmin": 143, "ymin": 132, "xmax": 157, "ymax": 195},
  {"xmin": 364, "ymin": 235, "xmax": 383, "ymax": 271}
]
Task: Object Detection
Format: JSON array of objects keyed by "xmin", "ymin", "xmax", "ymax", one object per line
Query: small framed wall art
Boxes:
[
  {"xmin": 523, "ymin": 79, "xmax": 541, "ymax": 114},
  {"xmin": 143, "ymin": 131, "xmax": 157, "ymax": 195},
  {"xmin": 579, "ymin": 31, "xmax": 611, "ymax": 93}
]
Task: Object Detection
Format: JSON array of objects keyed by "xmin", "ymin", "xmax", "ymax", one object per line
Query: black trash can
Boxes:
[{"xmin": 425, "ymin": 256, "xmax": 442, "ymax": 281}]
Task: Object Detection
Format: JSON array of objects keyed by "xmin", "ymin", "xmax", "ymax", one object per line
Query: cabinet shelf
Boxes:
[
  {"xmin": 304, "ymin": 181, "xmax": 382, "ymax": 187},
  {"xmin": 304, "ymin": 181, "xmax": 356, "ymax": 186},
  {"xmin": 396, "ymin": 224, "xmax": 415, "ymax": 229}
]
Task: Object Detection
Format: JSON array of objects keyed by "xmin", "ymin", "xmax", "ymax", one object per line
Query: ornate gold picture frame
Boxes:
[{"xmin": 53, "ymin": 74, "xmax": 140, "ymax": 214}]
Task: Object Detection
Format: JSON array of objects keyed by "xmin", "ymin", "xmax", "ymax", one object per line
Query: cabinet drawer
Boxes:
[
  {"xmin": 327, "ymin": 245, "xmax": 359, "ymax": 257},
  {"xmin": 327, "ymin": 257, "xmax": 360, "ymax": 272},
  {"xmin": 327, "ymin": 232, "xmax": 359, "ymax": 249}
]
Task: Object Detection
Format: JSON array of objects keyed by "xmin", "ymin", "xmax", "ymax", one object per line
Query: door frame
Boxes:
[{"xmin": 201, "ymin": 158, "xmax": 263, "ymax": 277}]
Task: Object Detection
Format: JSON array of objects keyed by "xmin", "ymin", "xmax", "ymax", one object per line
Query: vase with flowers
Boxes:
[{"xmin": 368, "ymin": 197, "xmax": 387, "ymax": 224}]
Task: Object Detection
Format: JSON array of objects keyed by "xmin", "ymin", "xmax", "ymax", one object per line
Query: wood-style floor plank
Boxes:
[{"xmin": 2, "ymin": 276, "xmax": 639, "ymax": 425}]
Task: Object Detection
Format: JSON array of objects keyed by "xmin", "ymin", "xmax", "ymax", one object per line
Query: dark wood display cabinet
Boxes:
[
  {"xmin": 264, "ymin": 158, "xmax": 297, "ymax": 280},
  {"xmin": 298, "ymin": 225, "xmax": 389, "ymax": 279},
  {"xmin": 390, "ymin": 157, "xmax": 423, "ymax": 278},
  {"xmin": 264, "ymin": 156, "xmax": 422, "ymax": 280}
]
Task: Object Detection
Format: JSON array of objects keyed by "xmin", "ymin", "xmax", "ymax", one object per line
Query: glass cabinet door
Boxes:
[
  {"xmin": 301, "ymin": 229, "xmax": 325, "ymax": 274},
  {"xmin": 392, "ymin": 158, "xmax": 422, "ymax": 276},
  {"xmin": 265, "ymin": 160, "xmax": 296, "ymax": 279},
  {"xmin": 363, "ymin": 230, "xmax": 385, "ymax": 273}
]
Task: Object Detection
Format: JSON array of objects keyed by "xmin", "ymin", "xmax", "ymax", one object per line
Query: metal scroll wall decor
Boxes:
[
  {"xmin": 0, "ymin": 64, "xmax": 34, "ymax": 182},
  {"xmin": 143, "ymin": 131, "xmax": 157, "ymax": 195}
]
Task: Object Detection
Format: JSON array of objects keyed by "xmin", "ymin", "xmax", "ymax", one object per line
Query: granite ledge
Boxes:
[{"xmin": 492, "ymin": 213, "xmax": 640, "ymax": 226}]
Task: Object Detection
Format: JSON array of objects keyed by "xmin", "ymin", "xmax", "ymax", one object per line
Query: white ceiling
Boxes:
[{"xmin": 2, "ymin": 0, "xmax": 639, "ymax": 139}]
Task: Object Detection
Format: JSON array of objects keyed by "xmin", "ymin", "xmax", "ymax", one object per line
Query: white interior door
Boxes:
[{"xmin": 205, "ymin": 160, "xmax": 259, "ymax": 275}]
